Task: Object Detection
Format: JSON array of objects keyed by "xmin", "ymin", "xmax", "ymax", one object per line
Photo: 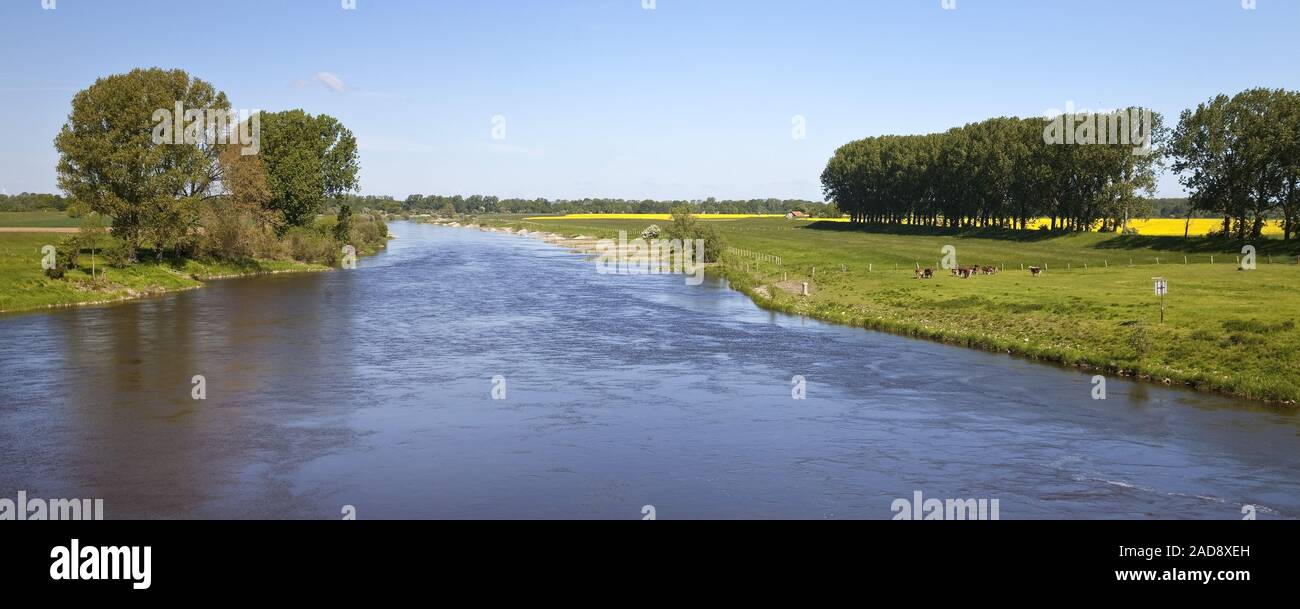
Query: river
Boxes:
[{"xmin": 0, "ymin": 222, "xmax": 1296, "ymax": 519}]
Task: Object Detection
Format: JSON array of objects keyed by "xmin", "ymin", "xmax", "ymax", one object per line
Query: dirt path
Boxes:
[{"xmin": 0, "ymin": 227, "xmax": 79, "ymax": 233}]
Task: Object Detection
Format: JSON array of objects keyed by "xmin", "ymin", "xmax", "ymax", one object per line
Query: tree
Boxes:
[
  {"xmin": 54, "ymin": 68, "xmax": 229, "ymax": 258},
  {"xmin": 334, "ymin": 204, "xmax": 353, "ymax": 242},
  {"xmin": 79, "ymin": 212, "xmax": 110, "ymax": 281},
  {"xmin": 1168, "ymin": 89, "xmax": 1300, "ymax": 239},
  {"xmin": 259, "ymin": 110, "xmax": 359, "ymax": 231}
]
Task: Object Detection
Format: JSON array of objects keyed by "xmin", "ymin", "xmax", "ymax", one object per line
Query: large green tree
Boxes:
[
  {"xmin": 258, "ymin": 110, "xmax": 359, "ymax": 231},
  {"xmin": 1168, "ymin": 88, "xmax": 1300, "ymax": 239},
  {"xmin": 54, "ymin": 68, "xmax": 229, "ymax": 256}
]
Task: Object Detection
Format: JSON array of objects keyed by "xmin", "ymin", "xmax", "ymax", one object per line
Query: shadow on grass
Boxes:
[
  {"xmin": 800, "ymin": 221, "xmax": 1065, "ymax": 242},
  {"xmin": 1092, "ymin": 235, "xmax": 1300, "ymax": 256},
  {"xmin": 155, "ymin": 252, "xmax": 268, "ymax": 275},
  {"xmin": 800, "ymin": 221, "xmax": 1300, "ymax": 256}
]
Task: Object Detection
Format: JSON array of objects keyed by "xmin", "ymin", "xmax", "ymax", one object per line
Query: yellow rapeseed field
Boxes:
[
  {"xmin": 525, "ymin": 213, "xmax": 785, "ymax": 221},
  {"xmin": 529, "ymin": 214, "xmax": 1284, "ymax": 237}
]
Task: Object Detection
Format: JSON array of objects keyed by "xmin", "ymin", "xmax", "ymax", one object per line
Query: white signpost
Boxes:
[{"xmin": 1153, "ymin": 277, "xmax": 1168, "ymax": 323}]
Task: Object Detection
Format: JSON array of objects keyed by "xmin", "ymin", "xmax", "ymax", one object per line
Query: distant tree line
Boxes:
[
  {"xmin": 0, "ymin": 193, "xmax": 70, "ymax": 212},
  {"xmin": 374, "ymin": 195, "xmax": 836, "ymax": 217},
  {"xmin": 820, "ymin": 110, "xmax": 1165, "ymax": 232},
  {"xmin": 822, "ymin": 87, "xmax": 1300, "ymax": 240}
]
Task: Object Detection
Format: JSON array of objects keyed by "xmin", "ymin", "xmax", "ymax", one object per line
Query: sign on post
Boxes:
[{"xmin": 1152, "ymin": 277, "xmax": 1168, "ymax": 323}]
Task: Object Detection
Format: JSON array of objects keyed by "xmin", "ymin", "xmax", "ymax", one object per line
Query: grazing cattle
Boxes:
[
  {"xmin": 957, "ymin": 267, "xmax": 974, "ymax": 278},
  {"xmin": 981, "ymin": 266, "xmax": 998, "ymax": 275},
  {"xmin": 1029, "ymin": 266, "xmax": 1042, "ymax": 277},
  {"xmin": 914, "ymin": 267, "xmax": 935, "ymax": 279}
]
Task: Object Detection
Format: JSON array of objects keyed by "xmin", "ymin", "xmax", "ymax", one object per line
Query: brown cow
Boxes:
[{"xmin": 1029, "ymin": 266, "xmax": 1042, "ymax": 277}]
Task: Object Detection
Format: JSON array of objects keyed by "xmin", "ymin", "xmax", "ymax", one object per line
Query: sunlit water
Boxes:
[{"xmin": 1, "ymin": 222, "xmax": 1297, "ymax": 519}]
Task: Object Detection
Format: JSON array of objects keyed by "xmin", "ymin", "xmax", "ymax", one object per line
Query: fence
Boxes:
[{"xmin": 726, "ymin": 247, "xmax": 782, "ymax": 266}]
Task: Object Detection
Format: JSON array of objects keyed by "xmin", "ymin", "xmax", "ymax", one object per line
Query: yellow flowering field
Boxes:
[
  {"xmin": 525, "ymin": 213, "xmax": 785, "ymax": 221},
  {"xmin": 529, "ymin": 214, "xmax": 1284, "ymax": 237}
]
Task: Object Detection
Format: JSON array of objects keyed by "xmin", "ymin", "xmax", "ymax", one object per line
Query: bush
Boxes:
[
  {"xmin": 55, "ymin": 235, "xmax": 80, "ymax": 270},
  {"xmin": 196, "ymin": 203, "xmax": 257, "ymax": 261},
  {"xmin": 284, "ymin": 226, "xmax": 338, "ymax": 264},
  {"xmin": 641, "ymin": 224, "xmax": 661, "ymax": 239},
  {"xmin": 103, "ymin": 237, "xmax": 134, "ymax": 268},
  {"xmin": 664, "ymin": 206, "xmax": 727, "ymax": 263},
  {"xmin": 334, "ymin": 205, "xmax": 353, "ymax": 242}
]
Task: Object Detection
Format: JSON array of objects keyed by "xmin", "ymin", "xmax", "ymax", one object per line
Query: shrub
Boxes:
[
  {"xmin": 641, "ymin": 224, "xmax": 661, "ymax": 239},
  {"xmin": 284, "ymin": 226, "xmax": 338, "ymax": 264},
  {"xmin": 55, "ymin": 235, "xmax": 80, "ymax": 270},
  {"xmin": 334, "ymin": 205, "xmax": 353, "ymax": 242},
  {"xmin": 102, "ymin": 237, "xmax": 135, "ymax": 268},
  {"xmin": 664, "ymin": 206, "xmax": 727, "ymax": 262}
]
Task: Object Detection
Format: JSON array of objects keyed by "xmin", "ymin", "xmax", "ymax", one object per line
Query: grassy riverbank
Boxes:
[
  {"xmin": 471, "ymin": 215, "xmax": 1300, "ymax": 404},
  {"xmin": 0, "ymin": 232, "xmax": 329, "ymax": 314}
]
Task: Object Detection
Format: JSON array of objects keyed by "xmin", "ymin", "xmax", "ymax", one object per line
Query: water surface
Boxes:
[{"xmin": 1, "ymin": 222, "xmax": 1296, "ymax": 519}]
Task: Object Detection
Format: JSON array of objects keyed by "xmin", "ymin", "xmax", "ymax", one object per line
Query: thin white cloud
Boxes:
[{"xmin": 295, "ymin": 72, "xmax": 347, "ymax": 93}]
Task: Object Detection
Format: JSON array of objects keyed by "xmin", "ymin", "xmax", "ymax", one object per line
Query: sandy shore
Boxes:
[{"xmin": 434, "ymin": 219, "xmax": 601, "ymax": 253}]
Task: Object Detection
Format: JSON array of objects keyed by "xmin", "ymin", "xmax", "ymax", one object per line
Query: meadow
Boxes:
[
  {"xmin": 486, "ymin": 215, "xmax": 1300, "ymax": 403},
  {"xmin": 0, "ymin": 210, "xmax": 82, "ymax": 228},
  {"xmin": 0, "ymin": 232, "xmax": 327, "ymax": 314}
]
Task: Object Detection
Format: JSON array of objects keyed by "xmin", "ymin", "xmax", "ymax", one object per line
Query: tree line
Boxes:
[
  {"xmin": 1168, "ymin": 88, "xmax": 1300, "ymax": 240},
  {"xmin": 384, "ymin": 195, "xmax": 837, "ymax": 217},
  {"xmin": 820, "ymin": 109, "xmax": 1164, "ymax": 233},
  {"xmin": 0, "ymin": 193, "xmax": 70, "ymax": 212},
  {"xmin": 821, "ymin": 88, "xmax": 1300, "ymax": 240}
]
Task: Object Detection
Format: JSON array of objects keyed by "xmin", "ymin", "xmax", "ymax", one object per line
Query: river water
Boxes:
[{"xmin": 0, "ymin": 222, "xmax": 1296, "ymax": 519}]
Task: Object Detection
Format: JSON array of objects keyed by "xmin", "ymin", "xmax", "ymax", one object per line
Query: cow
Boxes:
[{"xmin": 1029, "ymin": 266, "xmax": 1042, "ymax": 277}]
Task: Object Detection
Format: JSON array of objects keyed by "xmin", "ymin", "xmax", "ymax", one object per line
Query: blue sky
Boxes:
[{"xmin": 2, "ymin": 0, "xmax": 1298, "ymax": 200}]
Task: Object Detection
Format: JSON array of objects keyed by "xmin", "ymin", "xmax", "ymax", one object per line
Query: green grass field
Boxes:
[
  {"xmin": 0, "ymin": 210, "xmax": 81, "ymax": 228},
  {"xmin": 484, "ymin": 216, "xmax": 1300, "ymax": 404},
  {"xmin": 0, "ymin": 233, "xmax": 327, "ymax": 314}
]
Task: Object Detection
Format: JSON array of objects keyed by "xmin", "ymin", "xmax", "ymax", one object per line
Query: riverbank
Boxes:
[
  {"xmin": 0, "ymin": 232, "xmax": 335, "ymax": 314},
  {"xmin": 436, "ymin": 216, "xmax": 1300, "ymax": 405}
]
